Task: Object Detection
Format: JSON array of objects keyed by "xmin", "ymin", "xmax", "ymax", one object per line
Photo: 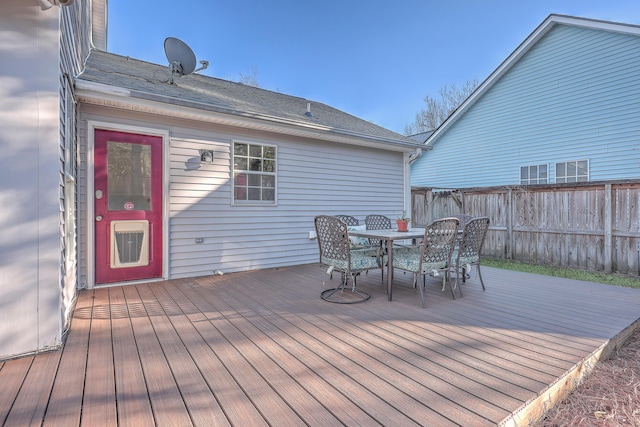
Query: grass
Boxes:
[{"xmin": 481, "ymin": 257, "xmax": 640, "ymax": 289}]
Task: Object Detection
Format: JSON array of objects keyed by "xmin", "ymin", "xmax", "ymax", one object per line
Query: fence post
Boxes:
[
  {"xmin": 427, "ymin": 190, "xmax": 434, "ymax": 224},
  {"xmin": 603, "ymin": 184, "xmax": 613, "ymax": 273},
  {"xmin": 507, "ymin": 187, "xmax": 513, "ymax": 259}
]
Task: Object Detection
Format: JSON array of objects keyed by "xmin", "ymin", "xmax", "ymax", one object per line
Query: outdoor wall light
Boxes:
[{"xmin": 200, "ymin": 149, "xmax": 214, "ymax": 164}]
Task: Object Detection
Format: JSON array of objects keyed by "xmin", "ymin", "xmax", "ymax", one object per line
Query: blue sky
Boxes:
[{"xmin": 107, "ymin": 1, "xmax": 640, "ymax": 135}]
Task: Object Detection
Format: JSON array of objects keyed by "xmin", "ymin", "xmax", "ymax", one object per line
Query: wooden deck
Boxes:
[{"xmin": 1, "ymin": 264, "xmax": 639, "ymax": 426}]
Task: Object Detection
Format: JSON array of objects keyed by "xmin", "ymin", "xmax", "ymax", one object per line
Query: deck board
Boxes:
[
  {"xmin": 1, "ymin": 264, "xmax": 639, "ymax": 426},
  {"xmin": 0, "ymin": 356, "xmax": 34, "ymax": 425},
  {"xmin": 41, "ymin": 284, "xmax": 93, "ymax": 427},
  {"xmin": 109, "ymin": 286, "xmax": 156, "ymax": 427},
  {"xmin": 156, "ymin": 280, "xmax": 265, "ymax": 426},
  {"xmin": 3, "ymin": 350, "xmax": 61, "ymax": 427},
  {"xmin": 121, "ymin": 285, "xmax": 193, "ymax": 427},
  {"xmin": 229, "ymin": 271, "xmax": 495, "ymax": 425},
  {"xmin": 202, "ymin": 275, "xmax": 431, "ymax": 426},
  {"xmin": 164, "ymin": 280, "xmax": 347, "ymax": 426},
  {"xmin": 82, "ymin": 287, "xmax": 118, "ymax": 426}
]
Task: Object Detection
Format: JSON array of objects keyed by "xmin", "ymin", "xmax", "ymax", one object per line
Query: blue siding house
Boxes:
[{"xmin": 411, "ymin": 15, "xmax": 640, "ymax": 189}]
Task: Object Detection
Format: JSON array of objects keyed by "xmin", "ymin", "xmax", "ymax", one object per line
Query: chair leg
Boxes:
[
  {"xmin": 419, "ymin": 276, "xmax": 426, "ymax": 308},
  {"xmin": 447, "ymin": 271, "xmax": 457, "ymax": 300},
  {"xmin": 321, "ymin": 272, "xmax": 371, "ymax": 303},
  {"xmin": 452, "ymin": 267, "xmax": 463, "ymax": 298},
  {"xmin": 477, "ymin": 264, "xmax": 486, "ymax": 291}
]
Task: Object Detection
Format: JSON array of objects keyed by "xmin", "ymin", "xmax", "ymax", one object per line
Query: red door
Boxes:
[{"xmin": 94, "ymin": 130, "xmax": 163, "ymax": 284}]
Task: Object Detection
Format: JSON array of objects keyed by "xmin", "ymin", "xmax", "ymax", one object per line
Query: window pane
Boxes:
[
  {"xmin": 577, "ymin": 160, "xmax": 588, "ymax": 175},
  {"xmin": 264, "ymin": 160, "xmax": 275, "ymax": 172},
  {"xmin": 567, "ymin": 162, "xmax": 576, "ymax": 176},
  {"xmin": 234, "ymin": 143, "xmax": 247, "ymax": 156},
  {"xmin": 264, "ymin": 147, "xmax": 275, "ymax": 159},
  {"xmin": 556, "ymin": 163, "xmax": 566, "ymax": 178},
  {"xmin": 235, "ymin": 187, "xmax": 247, "ymax": 200},
  {"xmin": 262, "ymin": 188, "xmax": 275, "ymax": 201},
  {"xmin": 235, "ymin": 157, "xmax": 248, "ymax": 171},
  {"xmin": 520, "ymin": 167, "xmax": 528, "ymax": 180},
  {"xmin": 248, "ymin": 174, "xmax": 261, "ymax": 186},
  {"xmin": 107, "ymin": 142, "xmax": 151, "ymax": 211},
  {"xmin": 539, "ymin": 165, "xmax": 547, "ymax": 179},
  {"xmin": 249, "ymin": 158, "xmax": 262, "ymax": 171},
  {"xmin": 248, "ymin": 188, "xmax": 261, "ymax": 200},
  {"xmin": 262, "ymin": 175, "xmax": 275, "ymax": 188},
  {"xmin": 234, "ymin": 173, "xmax": 247, "ymax": 200},
  {"xmin": 249, "ymin": 145, "xmax": 262, "ymax": 157}
]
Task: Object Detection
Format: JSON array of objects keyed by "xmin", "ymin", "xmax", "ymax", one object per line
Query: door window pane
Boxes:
[{"xmin": 107, "ymin": 142, "xmax": 152, "ymax": 210}]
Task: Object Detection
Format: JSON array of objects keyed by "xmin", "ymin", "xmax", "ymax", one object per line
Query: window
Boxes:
[
  {"xmin": 520, "ymin": 164, "xmax": 548, "ymax": 185},
  {"xmin": 62, "ymin": 75, "xmax": 76, "ymax": 271},
  {"xmin": 556, "ymin": 160, "xmax": 589, "ymax": 183},
  {"xmin": 233, "ymin": 142, "xmax": 276, "ymax": 204}
]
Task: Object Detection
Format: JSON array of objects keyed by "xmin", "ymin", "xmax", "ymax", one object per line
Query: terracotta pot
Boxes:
[{"xmin": 396, "ymin": 219, "xmax": 409, "ymax": 231}]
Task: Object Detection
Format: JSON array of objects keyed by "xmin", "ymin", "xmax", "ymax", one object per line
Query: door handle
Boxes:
[{"xmin": 96, "ymin": 215, "xmax": 103, "ymax": 222}]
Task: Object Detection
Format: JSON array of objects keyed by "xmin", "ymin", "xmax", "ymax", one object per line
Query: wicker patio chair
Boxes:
[
  {"xmin": 364, "ymin": 214, "xmax": 392, "ymax": 243},
  {"xmin": 391, "ymin": 217, "xmax": 459, "ymax": 307},
  {"xmin": 450, "ymin": 214, "xmax": 474, "ymax": 226},
  {"xmin": 452, "ymin": 217, "xmax": 490, "ymax": 295},
  {"xmin": 314, "ymin": 215, "xmax": 380, "ymax": 303},
  {"xmin": 364, "ymin": 214, "xmax": 392, "ymax": 281},
  {"xmin": 334, "ymin": 215, "xmax": 360, "ymax": 226}
]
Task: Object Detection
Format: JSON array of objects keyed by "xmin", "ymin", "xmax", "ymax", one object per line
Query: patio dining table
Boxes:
[{"xmin": 348, "ymin": 228, "xmax": 425, "ymax": 301}]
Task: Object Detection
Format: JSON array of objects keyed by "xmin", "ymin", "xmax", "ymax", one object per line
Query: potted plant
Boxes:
[{"xmin": 396, "ymin": 211, "xmax": 410, "ymax": 232}]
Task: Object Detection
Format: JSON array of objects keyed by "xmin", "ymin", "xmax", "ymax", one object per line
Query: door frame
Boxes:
[{"xmin": 86, "ymin": 121, "xmax": 170, "ymax": 289}]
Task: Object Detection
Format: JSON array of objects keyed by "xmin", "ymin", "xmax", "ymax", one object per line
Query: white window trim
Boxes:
[
  {"xmin": 555, "ymin": 159, "xmax": 590, "ymax": 183},
  {"xmin": 520, "ymin": 163, "xmax": 548, "ymax": 185},
  {"xmin": 231, "ymin": 140, "xmax": 278, "ymax": 206}
]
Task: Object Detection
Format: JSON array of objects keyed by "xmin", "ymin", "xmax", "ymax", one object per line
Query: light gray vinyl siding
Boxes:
[
  {"xmin": 0, "ymin": 2, "xmax": 63, "ymax": 360},
  {"xmin": 168, "ymin": 133, "xmax": 404, "ymax": 278},
  {"xmin": 59, "ymin": 3, "xmax": 92, "ymax": 334},
  {"xmin": 411, "ymin": 24, "xmax": 640, "ymax": 188},
  {"xmin": 77, "ymin": 107, "xmax": 405, "ymax": 281}
]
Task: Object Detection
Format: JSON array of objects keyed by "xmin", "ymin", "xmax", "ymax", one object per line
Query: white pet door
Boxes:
[{"xmin": 110, "ymin": 220, "xmax": 149, "ymax": 268}]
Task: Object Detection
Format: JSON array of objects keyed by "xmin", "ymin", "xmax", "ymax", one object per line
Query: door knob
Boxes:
[{"xmin": 96, "ymin": 215, "xmax": 103, "ymax": 221}]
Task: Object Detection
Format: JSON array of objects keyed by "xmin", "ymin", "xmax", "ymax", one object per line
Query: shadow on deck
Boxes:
[{"xmin": 1, "ymin": 264, "xmax": 639, "ymax": 426}]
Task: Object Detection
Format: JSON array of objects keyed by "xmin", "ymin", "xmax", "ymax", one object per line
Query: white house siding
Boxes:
[
  {"xmin": 77, "ymin": 107, "xmax": 406, "ymax": 282},
  {"xmin": 411, "ymin": 23, "xmax": 640, "ymax": 189},
  {"xmin": 59, "ymin": 3, "xmax": 92, "ymax": 339},
  {"xmin": 0, "ymin": 2, "xmax": 61, "ymax": 359},
  {"xmin": 170, "ymin": 132, "xmax": 405, "ymax": 278}
]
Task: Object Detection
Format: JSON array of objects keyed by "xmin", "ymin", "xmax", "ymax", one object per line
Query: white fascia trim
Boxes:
[
  {"xmin": 75, "ymin": 80, "xmax": 419, "ymax": 153},
  {"xmin": 549, "ymin": 14, "xmax": 640, "ymax": 36}
]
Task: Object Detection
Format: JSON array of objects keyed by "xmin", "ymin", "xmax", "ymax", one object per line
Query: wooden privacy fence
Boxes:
[{"xmin": 411, "ymin": 180, "xmax": 640, "ymax": 276}]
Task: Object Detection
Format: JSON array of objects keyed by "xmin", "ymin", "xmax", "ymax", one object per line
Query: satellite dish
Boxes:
[{"xmin": 164, "ymin": 37, "xmax": 197, "ymax": 83}]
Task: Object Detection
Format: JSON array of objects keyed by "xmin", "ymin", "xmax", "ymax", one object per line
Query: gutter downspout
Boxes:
[{"xmin": 404, "ymin": 148, "xmax": 423, "ymax": 222}]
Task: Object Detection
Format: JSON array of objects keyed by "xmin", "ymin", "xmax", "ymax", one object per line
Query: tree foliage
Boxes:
[{"xmin": 404, "ymin": 79, "xmax": 479, "ymax": 136}]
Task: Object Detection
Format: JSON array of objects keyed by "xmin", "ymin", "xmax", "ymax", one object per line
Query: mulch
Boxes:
[{"xmin": 532, "ymin": 327, "xmax": 640, "ymax": 426}]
